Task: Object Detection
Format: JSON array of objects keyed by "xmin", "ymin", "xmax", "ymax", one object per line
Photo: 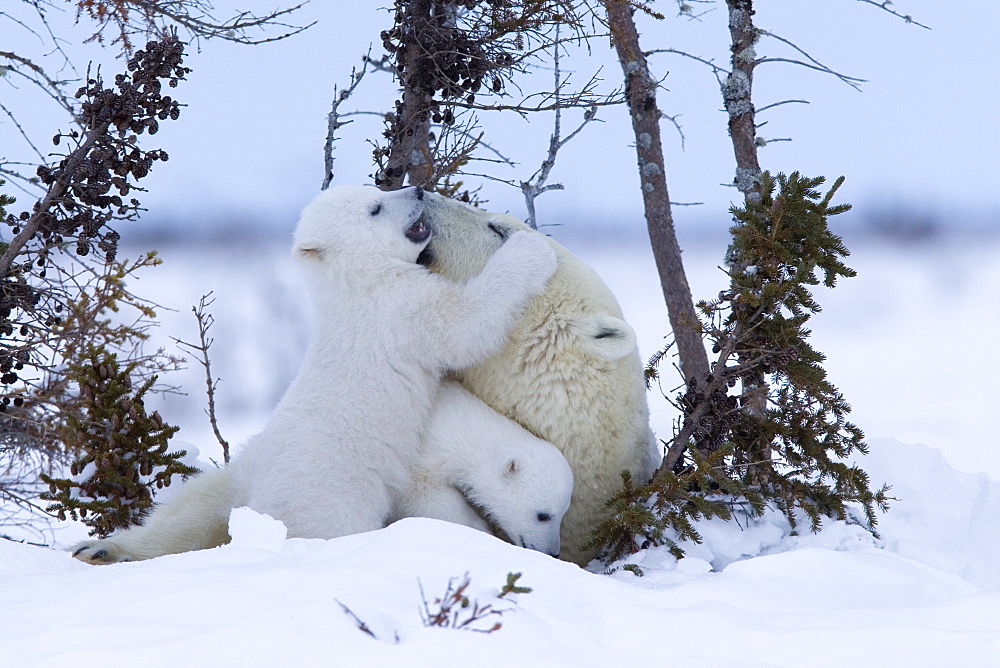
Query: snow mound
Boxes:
[{"xmin": 227, "ymin": 506, "xmax": 288, "ymax": 554}]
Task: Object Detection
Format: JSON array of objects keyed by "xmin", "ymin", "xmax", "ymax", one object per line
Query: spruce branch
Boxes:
[
  {"xmin": 40, "ymin": 343, "xmax": 193, "ymax": 537},
  {"xmin": 497, "ymin": 572, "xmax": 532, "ymax": 599}
]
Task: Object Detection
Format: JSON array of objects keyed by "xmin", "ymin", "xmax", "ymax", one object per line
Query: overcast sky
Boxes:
[{"xmin": 4, "ymin": 1, "xmax": 998, "ymax": 235}]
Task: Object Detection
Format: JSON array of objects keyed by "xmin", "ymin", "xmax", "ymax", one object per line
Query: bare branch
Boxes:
[
  {"xmin": 855, "ymin": 0, "xmax": 931, "ymax": 30},
  {"xmin": 449, "ymin": 95, "xmax": 619, "ymax": 114},
  {"xmin": 323, "ymin": 53, "xmax": 371, "ymax": 190},
  {"xmin": 757, "ymin": 57, "xmax": 865, "ymax": 91},
  {"xmin": 419, "ymin": 573, "xmax": 507, "ymax": 633},
  {"xmin": 661, "ymin": 111, "xmax": 686, "ymax": 150},
  {"xmin": 0, "ymin": 51, "xmax": 78, "ymax": 116},
  {"xmin": 78, "ymin": 1, "xmax": 314, "ymax": 51},
  {"xmin": 673, "ymin": 0, "xmax": 717, "ymax": 21},
  {"xmin": 756, "ymin": 99, "xmax": 809, "ymax": 114},
  {"xmin": 519, "ymin": 26, "xmax": 601, "ymax": 228},
  {"xmin": 647, "ymin": 48, "xmax": 729, "ymax": 76},
  {"xmin": 172, "ymin": 293, "xmax": 229, "ymax": 464},
  {"xmin": 447, "ymin": 130, "xmax": 516, "ymax": 168},
  {"xmin": 758, "ymin": 30, "xmax": 867, "ymax": 91},
  {"xmin": 362, "ymin": 53, "xmax": 396, "ymax": 75}
]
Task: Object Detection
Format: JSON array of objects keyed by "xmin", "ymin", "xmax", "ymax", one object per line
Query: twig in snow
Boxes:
[
  {"xmin": 335, "ymin": 599, "xmax": 377, "ymax": 639},
  {"xmin": 418, "ymin": 572, "xmax": 507, "ymax": 633}
]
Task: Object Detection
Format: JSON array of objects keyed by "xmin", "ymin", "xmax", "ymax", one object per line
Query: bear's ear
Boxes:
[
  {"xmin": 504, "ymin": 458, "xmax": 520, "ymax": 478},
  {"xmin": 571, "ymin": 314, "xmax": 637, "ymax": 361},
  {"xmin": 294, "ymin": 245, "xmax": 324, "ymax": 261}
]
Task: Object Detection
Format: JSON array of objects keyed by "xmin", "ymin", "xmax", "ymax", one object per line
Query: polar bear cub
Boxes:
[
  {"xmin": 70, "ymin": 382, "xmax": 573, "ymax": 563},
  {"xmin": 395, "ymin": 381, "xmax": 573, "ymax": 557},
  {"xmin": 70, "ymin": 185, "xmax": 557, "ymax": 563}
]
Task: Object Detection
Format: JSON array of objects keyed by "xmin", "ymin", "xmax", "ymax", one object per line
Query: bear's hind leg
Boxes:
[{"xmin": 70, "ymin": 466, "xmax": 234, "ymax": 564}]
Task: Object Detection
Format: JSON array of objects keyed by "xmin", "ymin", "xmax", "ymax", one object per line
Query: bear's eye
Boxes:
[
  {"xmin": 370, "ymin": 203, "xmax": 382, "ymax": 216},
  {"xmin": 537, "ymin": 513, "xmax": 552, "ymax": 523},
  {"xmin": 487, "ymin": 222, "xmax": 508, "ymax": 240}
]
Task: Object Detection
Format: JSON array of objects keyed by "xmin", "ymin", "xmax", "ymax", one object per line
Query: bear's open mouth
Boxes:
[{"xmin": 405, "ymin": 220, "xmax": 431, "ymax": 243}]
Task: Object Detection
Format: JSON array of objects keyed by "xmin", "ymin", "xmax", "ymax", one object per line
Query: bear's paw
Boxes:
[{"xmin": 70, "ymin": 541, "xmax": 132, "ymax": 565}]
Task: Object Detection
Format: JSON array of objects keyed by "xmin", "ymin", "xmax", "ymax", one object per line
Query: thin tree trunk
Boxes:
[
  {"xmin": 381, "ymin": 0, "xmax": 434, "ymax": 191},
  {"xmin": 724, "ymin": 0, "xmax": 763, "ymax": 202},
  {"xmin": 724, "ymin": 0, "xmax": 769, "ymax": 482},
  {"xmin": 604, "ymin": 1, "xmax": 711, "ymax": 468}
]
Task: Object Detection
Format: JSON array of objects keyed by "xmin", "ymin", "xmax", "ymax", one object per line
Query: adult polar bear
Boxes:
[
  {"xmin": 71, "ymin": 185, "xmax": 565, "ymax": 563},
  {"xmin": 416, "ymin": 193, "xmax": 658, "ymax": 565}
]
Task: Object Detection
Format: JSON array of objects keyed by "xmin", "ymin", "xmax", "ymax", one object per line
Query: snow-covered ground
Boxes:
[{"xmin": 2, "ymin": 230, "xmax": 999, "ymax": 664}]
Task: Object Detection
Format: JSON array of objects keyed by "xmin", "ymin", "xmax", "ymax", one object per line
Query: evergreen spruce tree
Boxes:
[
  {"xmin": 593, "ymin": 172, "xmax": 890, "ymax": 562},
  {"xmin": 42, "ymin": 344, "xmax": 196, "ymax": 537},
  {"xmin": 718, "ymin": 172, "xmax": 891, "ymax": 531}
]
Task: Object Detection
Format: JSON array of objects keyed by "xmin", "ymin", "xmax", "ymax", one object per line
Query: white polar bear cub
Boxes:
[
  {"xmin": 70, "ymin": 185, "xmax": 557, "ymax": 563},
  {"xmin": 394, "ymin": 381, "xmax": 573, "ymax": 557}
]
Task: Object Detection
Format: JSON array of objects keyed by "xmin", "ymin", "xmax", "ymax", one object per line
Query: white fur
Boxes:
[
  {"xmin": 70, "ymin": 185, "xmax": 556, "ymax": 564},
  {"xmin": 393, "ymin": 381, "xmax": 573, "ymax": 557},
  {"xmin": 417, "ymin": 193, "xmax": 658, "ymax": 565}
]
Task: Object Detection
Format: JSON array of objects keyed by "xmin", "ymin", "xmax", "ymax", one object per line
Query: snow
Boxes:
[
  {"xmin": 3, "ymin": 439, "xmax": 999, "ymax": 665},
  {"xmin": 70, "ymin": 461, "xmax": 98, "ymax": 485},
  {"xmin": 2, "ymin": 238, "xmax": 999, "ymax": 663}
]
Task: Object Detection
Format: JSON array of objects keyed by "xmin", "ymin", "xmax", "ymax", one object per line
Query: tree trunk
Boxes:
[
  {"xmin": 724, "ymin": 0, "xmax": 769, "ymax": 482},
  {"xmin": 724, "ymin": 0, "xmax": 763, "ymax": 202},
  {"xmin": 604, "ymin": 1, "xmax": 711, "ymax": 467},
  {"xmin": 380, "ymin": 0, "xmax": 434, "ymax": 191}
]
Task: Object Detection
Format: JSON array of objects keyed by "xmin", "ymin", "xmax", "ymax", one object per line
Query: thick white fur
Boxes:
[
  {"xmin": 70, "ymin": 185, "xmax": 556, "ymax": 564},
  {"xmin": 394, "ymin": 381, "xmax": 573, "ymax": 557},
  {"xmin": 417, "ymin": 193, "xmax": 658, "ymax": 565}
]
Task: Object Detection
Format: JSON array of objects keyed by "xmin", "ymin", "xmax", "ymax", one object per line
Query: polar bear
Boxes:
[
  {"xmin": 70, "ymin": 185, "xmax": 557, "ymax": 563},
  {"xmin": 70, "ymin": 382, "xmax": 573, "ymax": 563},
  {"xmin": 415, "ymin": 193, "xmax": 658, "ymax": 565},
  {"xmin": 394, "ymin": 381, "xmax": 573, "ymax": 557}
]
